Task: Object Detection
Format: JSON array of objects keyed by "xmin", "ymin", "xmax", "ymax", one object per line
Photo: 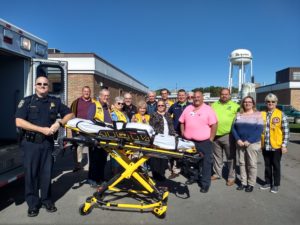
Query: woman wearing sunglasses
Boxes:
[
  {"xmin": 232, "ymin": 96, "xmax": 264, "ymax": 192},
  {"xmin": 111, "ymin": 96, "xmax": 129, "ymax": 123},
  {"xmin": 149, "ymin": 100, "xmax": 176, "ymax": 181},
  {"xmin": 260, "ymin": 93, "xmax": 289, "ymax": 193},
  {"xmin": 110, "ymin": 96, "xmax": 129, "ymax": 175}
]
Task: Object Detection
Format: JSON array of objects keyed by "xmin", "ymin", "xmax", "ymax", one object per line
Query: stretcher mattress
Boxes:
[{"xmin": 66, "ymin": 118, "xmax": 195, "ymax": 150}]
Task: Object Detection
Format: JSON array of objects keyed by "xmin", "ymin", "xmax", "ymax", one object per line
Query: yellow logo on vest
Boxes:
[{"xmin": 272, "ymin": 117, "xmax": 280, "ymax": 124}]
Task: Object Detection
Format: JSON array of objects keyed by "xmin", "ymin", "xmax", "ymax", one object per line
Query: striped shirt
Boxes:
[
  {"xmin": 264, "ymin": 111, "xmax": 289, "ymax": 151},
  {"xmin": 232, "ymin": 111, "xmax": 264, "ymax": 143}
]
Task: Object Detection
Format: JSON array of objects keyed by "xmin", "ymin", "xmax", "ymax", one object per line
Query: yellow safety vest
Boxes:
[
  {"xmin": 134, "ymin": 113, "xmax": 150, "ymax": 124},
  {"xmin": 112, "ymin": 109, "xmax": 128, "ymax": 122},
  {"xmin": 165, "ymin": 99, "xmax": 174, "ymax": 109},
  {"xmin": 94, "ymin": 101, "xmax": 106, "ymax": 121},
  {"xmin": 261, "ymin": 108, "xmax": 283, "ymax": 149}
]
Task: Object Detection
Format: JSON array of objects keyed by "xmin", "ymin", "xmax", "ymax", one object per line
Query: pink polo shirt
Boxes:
[{"xmin": 179, "ymin": 104, "xmax": 217, "ymax": 141}]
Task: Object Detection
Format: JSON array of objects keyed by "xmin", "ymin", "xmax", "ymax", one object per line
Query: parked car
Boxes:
[{"xmin": 256, "ymin": 104, "xmax": 300, "ymax": 124}]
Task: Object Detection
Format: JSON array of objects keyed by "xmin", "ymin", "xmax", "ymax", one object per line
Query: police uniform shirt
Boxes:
[{"xmin": 15, "ymin": 94, "xmax": 71, "ymax": 127}]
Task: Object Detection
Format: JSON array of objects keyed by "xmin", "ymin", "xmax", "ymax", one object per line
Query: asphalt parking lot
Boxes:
[{"xmin": 1, "ymin": 133, "xmax": 300, "ymax": 225}]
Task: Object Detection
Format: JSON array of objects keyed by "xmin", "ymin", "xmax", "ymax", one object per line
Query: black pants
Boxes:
[
  {"xmin": 149, "ymin": 158, "xmax": 168, "ymax": 180},
  {"xmin": 194, "ymin": 139, "xmax": 213, "ymax": 188},
  {"xmin": 88, "ymin": 147, "xmax": 107, "ymax": 183},
  {"xmin": 22, "ymin": 140, "xmax": 54, "ymax": 209},
  {"xmin": 262, "ymin": 149, "xmax": 282, "ymax": 186}
]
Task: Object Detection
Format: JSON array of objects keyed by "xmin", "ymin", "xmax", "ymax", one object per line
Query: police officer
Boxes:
[{"xmin": 15, "ymin": 74, "xmax": 73, "ymax": 217}]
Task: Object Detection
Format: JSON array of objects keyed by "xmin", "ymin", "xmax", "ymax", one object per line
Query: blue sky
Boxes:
[{"xmin": 1, "ymin": 0, "xmax": 299, "ymax": 91}]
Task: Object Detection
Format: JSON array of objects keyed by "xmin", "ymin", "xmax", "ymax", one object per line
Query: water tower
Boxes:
[{"xmin": 228, "ymin": 49, "xmax": 254, "ymax": 95}]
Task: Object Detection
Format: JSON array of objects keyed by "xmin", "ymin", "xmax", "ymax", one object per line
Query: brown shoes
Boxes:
[
  {"xmin": 211, "ymin": 175, "xmax": 220, "ymax": 181},
  {"xmin": 226, "ymin": 180, "xmax": 235, "ymax": 186},
  {"xmin": 168, "ymin": 173, "xmax": 179, "ymax": 180}
]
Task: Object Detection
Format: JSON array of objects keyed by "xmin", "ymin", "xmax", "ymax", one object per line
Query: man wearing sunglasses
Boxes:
[{"xmin": 15, "ymin": 74, "xmax": 73, "ymax": 217}]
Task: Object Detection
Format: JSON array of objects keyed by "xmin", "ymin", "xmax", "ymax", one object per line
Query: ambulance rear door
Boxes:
[{"xmin": 32, "ymin": 59, "xmax": 68, "ymax": 104}]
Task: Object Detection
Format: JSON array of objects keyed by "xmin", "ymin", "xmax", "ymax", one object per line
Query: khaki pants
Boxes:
[
  {"xmin": 237, "ymin": 141, "xmax": 260, "ymax": 186},
  {"xmin": 76, "ymin": 144, "xmax": 84, "ymax": 163},
  {"xmin": 212, "ymin": 134, "xmax": 236, "ymax": 180},
  {"xmin": 73, "ymin": 145, "xmax": 89, "ymax": 169}
]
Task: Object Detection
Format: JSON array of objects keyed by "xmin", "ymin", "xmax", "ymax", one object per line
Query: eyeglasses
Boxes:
[
  {"xmin": 36, "ymin": 83, "xmax": 48, "ymax": 86},
  {"xmin": 266, "ymin": 101, "xmax": 276, "ymax": 103},
  {"xmin": 157, "ymin": 105, "xmax": 165, "ymax": 107},
  {"xmin": 117, "ymin": 102, "xmax": 124, "ymax": 105}
]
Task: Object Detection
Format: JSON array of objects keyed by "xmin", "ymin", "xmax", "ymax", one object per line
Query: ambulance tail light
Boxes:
[
  {"xmin": 3, "ymin": 28, "xmax": 13, "ymax": 44},
  {"xmin": 20, "ymin": 37, "xmax": 31, "ymax": 51}
]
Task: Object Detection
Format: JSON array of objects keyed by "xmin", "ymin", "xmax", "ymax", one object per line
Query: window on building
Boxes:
[{"xmin": 292, "ymin": 72, "xmax": 300, "ymax": 80}]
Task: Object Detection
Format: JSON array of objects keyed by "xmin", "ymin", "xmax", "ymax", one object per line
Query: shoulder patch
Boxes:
[{"xmin": 18, "ymin": 100, "xmax": 25, "ymax": 108}]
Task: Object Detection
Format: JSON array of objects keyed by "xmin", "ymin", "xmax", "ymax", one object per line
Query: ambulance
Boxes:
[{"xmin": 0, "ymin": 18, "xmax": 68, "ymax": 187}]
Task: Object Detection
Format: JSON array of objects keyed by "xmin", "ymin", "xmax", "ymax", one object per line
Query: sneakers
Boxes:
[
  {"xmin": 270, "ymin": 186, "xmax": 279, "ymax": 193},
  {"xmin": 260, "ymin": 184, "xmax": 271, "ymax": 190}
]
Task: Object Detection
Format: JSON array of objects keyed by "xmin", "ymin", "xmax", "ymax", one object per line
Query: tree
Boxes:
[
  {"xmin": 156, "ymin": 86, "xmax": 239, "ymax": 97},
  {"xmin": 192, "ymin": 86, "xmax": 239, "ymax": 97}
]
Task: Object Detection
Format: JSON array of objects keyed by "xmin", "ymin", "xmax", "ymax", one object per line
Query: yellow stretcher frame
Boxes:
[{"xmin": 64, "ymin": 125, "xmax": 199, "ymax": 218}]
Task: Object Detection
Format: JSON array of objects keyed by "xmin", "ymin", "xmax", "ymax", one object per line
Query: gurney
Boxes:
[{"xmin": 62, "ymin": 118, "xmax": 201, "ymax": 218}]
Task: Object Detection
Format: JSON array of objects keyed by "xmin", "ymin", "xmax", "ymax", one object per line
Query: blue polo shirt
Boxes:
[{"xmin": 168, "ymin": 101, "xmax": 191, "ymax": 134}]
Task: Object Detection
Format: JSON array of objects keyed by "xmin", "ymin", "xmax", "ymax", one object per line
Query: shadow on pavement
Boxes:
[
  {"xmin": 51, "ymin": 149, "xmax": 88, "ymax": 202},
  {"xmin": 156, "ymin": 179, "xmax": 190, "ymax": 199},
  {"xmin": 289, "ymin": 140, "xmax": 300, "ymax": 144},
  {"xmin": 0, "ymin": 178, "xmax": 25, "ymax": 211}
]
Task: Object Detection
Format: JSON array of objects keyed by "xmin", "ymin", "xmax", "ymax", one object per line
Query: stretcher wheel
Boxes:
[
  {"xmin": 153, "ymin": 206, "xmax": 167, "ymax": 219},
  {"xmin": 79, "ymin": 203, "xmax": 93, "ymax": 216}
]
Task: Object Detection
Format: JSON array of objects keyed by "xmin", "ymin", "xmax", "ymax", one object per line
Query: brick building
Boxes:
[
  {"xmin": 48, "ymin": 50, "xmax": 148, "ymax": 106},
  {"xmin": 256, "ymin": 67, "xmax": 300, "ymax": 110}
]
